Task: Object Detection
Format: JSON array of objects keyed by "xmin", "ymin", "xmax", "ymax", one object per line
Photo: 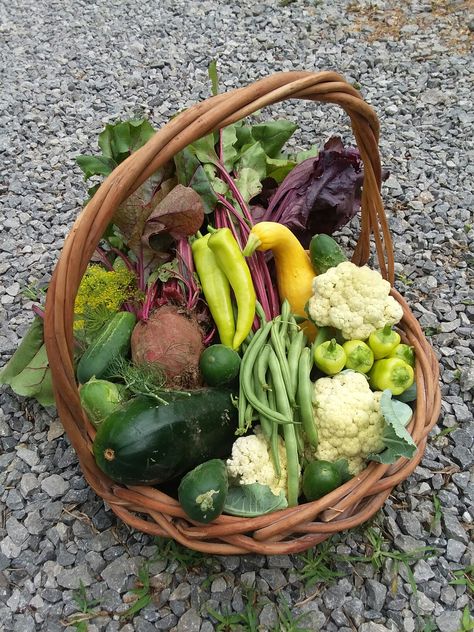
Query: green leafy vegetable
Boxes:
[
  {"xmin": 395, "ymin": 382, "xmax": 417, "ymax": 403},
  {"xmin": 223, "ymin": 483, "xmax": 288, "ymax": 517},
  {"xmin": 368, "ymin": 390, "xmax": 417, "ymax": 464},
  {"xmin": 174, "ymin": 148, "xmax": 218, "ymax": 214},
  {"xmin": 0, "ymin": 317, "xmax": 44, "ymax": 384},
  {"xmin": 76, "ymin": 119, "xmax": 156, "ymax": 182},
  {"xmin": 8, "ymin": 344, "xmax": 55, "ymax": 407},
  {"xmin": 248, "ymin": 120, "xmax": 298, "ymax": 158}
]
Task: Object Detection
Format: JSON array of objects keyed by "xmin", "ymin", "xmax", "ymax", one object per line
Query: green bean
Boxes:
[
  {"xmin": 297, "ymin": 347, "xmax": 318, "ymax": 449},
  {"xmin": 287, "ymin": 314, "xmax": 300, "ymax": 342},
  {"xmin": 253, "ymin": 361, "xmax": 272, "ymax": 441},
  {"xmin": 287, "ymin": 330, "xmax": 306, "ymax": 399},
  {"xmin": 237, "ymin": 368, "xmax": 249, "ymax": 435},
  {"xmin": 255, "ymin": 301, "xmax": 267, "ymax": 326},
  {"xmin": 241, "ymin": 323, "xmax": 293, "ymax": 425},
  {"xmin": 268, "ymin": 347, "xmax": 300, "ymax": 507},
  {"xmin": 270, "ymin": 318, "xmax": 295, "ymax": 407},
  {"xmin": 266, "ymin": 375, "xmax": 282, "ymax": 478},
  {"xmin": 256, "ymin": 344, "xmax": 271, "ymax": 390}
]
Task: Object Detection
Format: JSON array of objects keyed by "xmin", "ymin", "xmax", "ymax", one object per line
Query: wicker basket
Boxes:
[{"xmin": 44, "ymin": 71, "xmax": 441, "ymax": 555}]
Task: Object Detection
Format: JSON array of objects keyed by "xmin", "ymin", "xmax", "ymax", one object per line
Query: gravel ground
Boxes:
[{"xmin": 1, "ymin": 0, "xmax": 473, "ymax": 631}]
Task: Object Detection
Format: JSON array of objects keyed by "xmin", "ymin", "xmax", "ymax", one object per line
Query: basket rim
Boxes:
[{"xmin": 43, "ymin": 71, "xmax": 441, "ymax": 554}]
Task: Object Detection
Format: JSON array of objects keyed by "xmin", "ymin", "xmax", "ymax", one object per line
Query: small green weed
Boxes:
[
  {"xmin": 207, "ymin": 586, "xmax": 259, "ymax": 631},
  {"xmin": 396, "ymin": 273, "xmax": 414, "ymax": 286},
  {"xmin": 434, "ymin": 424, "xmax": 459, "ymax": 441},
  {"xmin": 153, "ymin": 536, "xmax": 212, "ymax": 571},
  {"xmin": 423, "ymin": 326, "xmax": 439, "ymax": 337},
  {"xmin": 420, "ymin": 617, "xmax": 438, "ymax": 632},
  {"xmin": 449, "ymin": 564, "xmax": 473, "ymax": 595},
  {"xmin": 430, "ymin": 494, "xmax": 443, "ymax": 534},
  {"xmin": 348, "ymin": 527, "xmax": 437, "ymax": 595},
  {"xmin": 120, "ymin": 563, "xmax": 152, "ymax": 620},
  {"xmin": 459, "ymin": 606, "xmax": 474, "ymax": 632},
  {"xmin": 272, "ymin": 596, "xmax": 313, "ymax": 632},
  {"xmin": 297, "ymin": 537, "xmax": 346, "ymax": 587},
  {"xmin": 67, "ymin": 580, "xmax": 102, "ymax": 631}
]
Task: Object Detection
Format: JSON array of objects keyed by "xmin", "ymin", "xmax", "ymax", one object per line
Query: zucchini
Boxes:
[
  {"xmin": 76, "ymin": 311, "xmax": 136, "ymax": 384},
  {"xmin": 309, "ymin": 234, "xmax": 347, "ymax": 274},
  {"xmin": 92, "ymin": 388, "xmax": 238, "ymax": 485},
  {"xmin": 178, "ymin": 459, "xmax": 228, "ymax": 523},
  {"xmin": 79, "ymin": 378, "xmax": 125, "ymax": 428}
]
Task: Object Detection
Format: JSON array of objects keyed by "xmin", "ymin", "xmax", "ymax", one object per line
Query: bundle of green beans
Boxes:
[{"xmin": 238, "ymin": 301, "xmax": 318, "ymax": 507}]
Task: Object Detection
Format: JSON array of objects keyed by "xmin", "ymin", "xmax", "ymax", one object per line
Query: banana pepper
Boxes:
[
  {"xmin": 208, "ymin": 228, "xmax": 256, "ymax": 350},
  {"xmin": 192, "ymin": 228, "xmax": 256, "ymax": 350},
  {"xmin": 191, "ymin": 234, "xmax": 235, "ymax": 348}
]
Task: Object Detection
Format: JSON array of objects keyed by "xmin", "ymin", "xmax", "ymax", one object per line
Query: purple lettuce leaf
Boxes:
[{"xmin": 252, "ymin": 136, "xmax": 388, "ymax": 248}]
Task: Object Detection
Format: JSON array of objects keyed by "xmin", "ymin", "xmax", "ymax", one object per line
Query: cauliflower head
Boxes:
[
  {"xmin": 226, "ymin": 426, "xmax": 287, "ymax": 496},
  {"xmin": 312, "ymin": 371, "xmax": 385, "ymax": 475},
  {"xmin": 308, "ymin": 261, "xmax": 403, "ymax": 340}
]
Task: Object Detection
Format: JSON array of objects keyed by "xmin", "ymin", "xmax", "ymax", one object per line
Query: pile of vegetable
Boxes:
[{"xmin": 1, "ymin": 75, "xmax": 419, "ymax": 523}]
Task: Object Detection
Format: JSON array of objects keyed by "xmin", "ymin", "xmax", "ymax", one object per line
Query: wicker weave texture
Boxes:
[{"xmin": 44, "ymin": 71, "xmax": 441, "ymax": 554}]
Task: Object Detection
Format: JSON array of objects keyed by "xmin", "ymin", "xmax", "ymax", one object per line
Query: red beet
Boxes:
[{"xmin": 131, "ymin": 305, "xmax": 204, "ymax": 389}]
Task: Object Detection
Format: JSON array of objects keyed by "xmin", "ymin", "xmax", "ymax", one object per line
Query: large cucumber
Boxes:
[
  {"xmin": 76, "ymin": 311, "xmax": 136, "ymax": 384},
  {"xmin": 309, "ymin": 234, "xmax": 347, "ymax": 274},
  {"xmin": 92, "ymin": 388, "xmax": 238, "ymax": 485}
]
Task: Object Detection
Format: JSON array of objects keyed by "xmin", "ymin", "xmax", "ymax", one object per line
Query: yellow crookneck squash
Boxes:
[{"xmin": 243, "ymin": 222, "xmax": 317, "ymax": 340}]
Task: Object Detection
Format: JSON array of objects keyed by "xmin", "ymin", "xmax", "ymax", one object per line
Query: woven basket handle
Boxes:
[{"xmin": 44, "ymin": 70, "xmax": 395, "ymax": 474}]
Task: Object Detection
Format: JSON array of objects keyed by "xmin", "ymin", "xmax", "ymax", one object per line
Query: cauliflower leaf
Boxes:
[
  {"xmin": 368, "ymin": 390, "xmax": 417, "ymax": 464},
  {"xmin": 223, "ymin": 483, "xmax": 288, "ymax": 517}
]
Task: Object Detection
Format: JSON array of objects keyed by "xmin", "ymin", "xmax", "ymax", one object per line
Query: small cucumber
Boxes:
[
  {"xmin": 76, "ymin": 311, "xmax": 136, "ymax": 384},
  {"xmin": 79, "ymin": 378, "xmax": 125, "ymax": 428},
  {"xmin": 309, "ymin": 234, "xmax": 347, "ymax": 274},
  {"xmin": 178, "ymin": 459, "xmax": 228, "ymax": 523}
]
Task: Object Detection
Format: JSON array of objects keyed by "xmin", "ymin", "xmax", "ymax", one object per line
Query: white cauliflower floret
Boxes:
[
  {"xmin": 308, "ymin": 261, "xmax": 403, "ymax": 340},
  {"xmin": 311, "ymin": 371, "xmax": 385, "ymax": 475},
  {"xmin": 226, "ymin": 426, "xmax": 287, "ymax": 496}
]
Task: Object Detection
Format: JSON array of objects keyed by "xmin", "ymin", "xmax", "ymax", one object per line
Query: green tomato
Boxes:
[
  {"xmin": 368, "ymin": 324, "xmax": 401, "ymax": 359},
  {"xmin": 369, "ymin": 357, "xmax": 414, "ymax": 395},
  {"xmin": 302, "ymin": 460, "xmax": 342, "ymax": 501},
  {"xmin": 342, "ymin": 340, "xmax": 374, "ymax": 373},
  {"xmin": 388, "ymin": 343, "xmax": 415, "ymax": 368},
  {"xmin": 314, "ymin": 339, "xmax": 346, "ymax": 375}
]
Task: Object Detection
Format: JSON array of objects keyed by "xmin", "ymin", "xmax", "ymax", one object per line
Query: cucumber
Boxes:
[
  {"xmin": 76, "ymin": 311, "xmax": 136, "ymax": 384},
  {"xmin": 309, "ymin": 234, "xmax": 348, "ymax": 274},
  {"xmin": 92, "ymin": 388, "xmax": 238, "ymax": 485},
  {"xmin": 178, "ymin": 459, "xmax": 228, "ymax": 523},
  {"xmin": 79, "ymin": 378, "xmax": 125, "ymax": 428}
]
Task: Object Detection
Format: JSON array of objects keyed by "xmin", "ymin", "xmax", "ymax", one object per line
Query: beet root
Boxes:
[{"xmin": 131, "ymin": 305, "xmax": 204, "ymax": 389}]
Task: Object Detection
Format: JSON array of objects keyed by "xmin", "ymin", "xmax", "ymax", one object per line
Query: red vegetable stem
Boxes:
[
  {"xmin": 215, "ymin": 162, "xmax": 253, "ymax": 224},
  {"xmin": 93, "ymin": 246, "xmax": 114, "ymax": 270}
]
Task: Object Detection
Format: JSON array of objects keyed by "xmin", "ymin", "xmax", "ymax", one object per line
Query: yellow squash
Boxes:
[{"xmin": 243, "ymin": 222, "xmax": 317, "ymax": 339}]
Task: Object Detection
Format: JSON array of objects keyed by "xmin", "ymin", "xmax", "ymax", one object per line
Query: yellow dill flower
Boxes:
[{"xmin": 74, "ymin": 264, "xmax": 137, "ymax": 332}]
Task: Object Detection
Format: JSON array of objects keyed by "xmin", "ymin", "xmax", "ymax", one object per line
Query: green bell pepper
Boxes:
[
  {"xmin": 342, "ymin": 340, "xmax": 374, "ymax": 374},
  {"xmin": 388, "ymin": 343, "xmax": 415, "ymax": 368},
  {"xmin": 368, "ymin": 324, "xmax": 401, "ymax": 359},
  {"xmin": 369, "ymin": 357, "xmax": 414, "ymax": 395},
  {"xmin": 314, "ymin": 339, "xmax": 346, "ymax": 375}
]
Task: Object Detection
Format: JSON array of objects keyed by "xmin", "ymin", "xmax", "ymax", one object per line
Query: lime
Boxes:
[
  {"xmin": 199, "ymin": 344, "xmax": 241, "ymax": 387},
  {"xmin": 302, "ymin": 460, "xmax": 342, "ymax": 501}
]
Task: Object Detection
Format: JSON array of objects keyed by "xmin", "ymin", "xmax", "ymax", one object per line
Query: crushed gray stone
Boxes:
[{"xmin": 0, "ymin": 0, "xmax": 472, "ymax": 630}]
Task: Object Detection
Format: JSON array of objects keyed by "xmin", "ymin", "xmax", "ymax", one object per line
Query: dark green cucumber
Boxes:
[
  {"xmin": 92, "ymin": 388, "xmax": 238, "ymax": 485},
  {"xmin": 178, "ymin": 459, "xmax": 228, "ymax": 523},
  {"xmin": 76, "ymin": 311, "xmax": 136, "ymax": 384},
  {"xmin": 309, "ymin": 234, "xmax": 347, "ymax": 274}
]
